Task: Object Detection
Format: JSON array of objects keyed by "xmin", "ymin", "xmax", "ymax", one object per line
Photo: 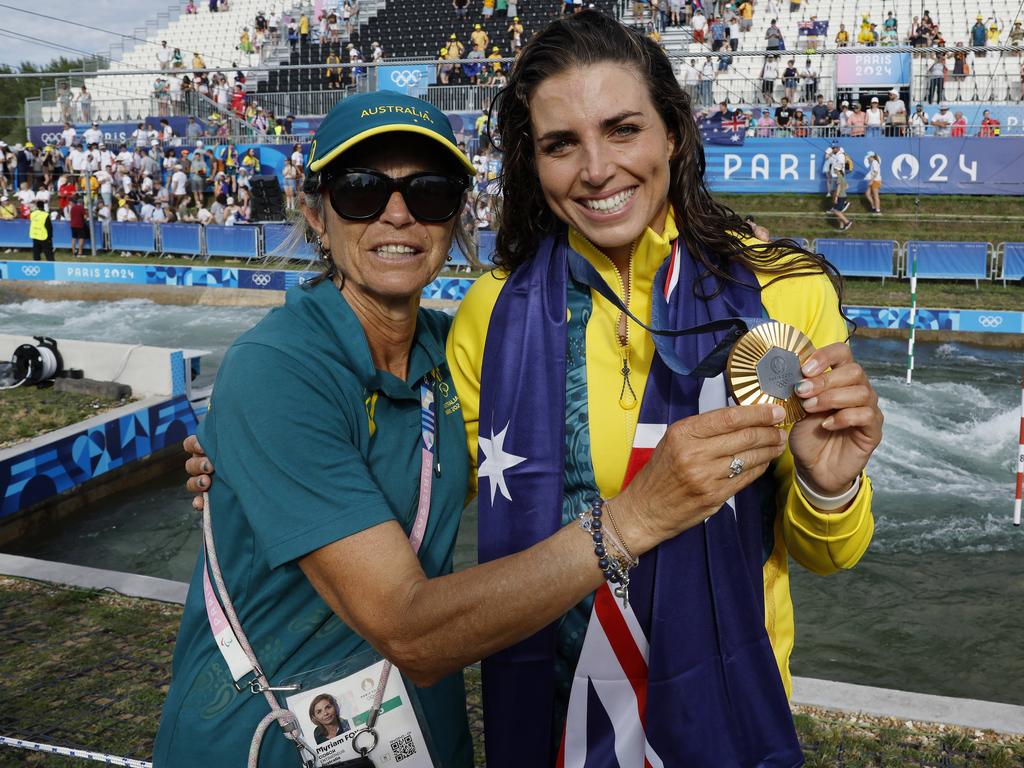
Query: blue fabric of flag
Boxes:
[
  {"xmin": 477, "ymin": 231, "xmax": 803, "ymax": 767},
  {"xmin": 699, "ymin": 112, "xmax": 747, "ymax": 146}
]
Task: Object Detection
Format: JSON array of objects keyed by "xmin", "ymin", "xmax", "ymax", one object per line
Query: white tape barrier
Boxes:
[{"xmin": 0, "ymin": 735, "xmax": 153, "ymax": 767}]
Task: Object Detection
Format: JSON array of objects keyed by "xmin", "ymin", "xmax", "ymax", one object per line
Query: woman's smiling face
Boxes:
[{"xmin": 529, "ymin": 61, "xmax": 676, "ymax": 261}]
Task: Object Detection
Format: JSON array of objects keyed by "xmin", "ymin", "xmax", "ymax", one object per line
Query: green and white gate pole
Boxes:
[{"xmin": 906, "ymin": 245, "xmax": 918, "ymax": 385}]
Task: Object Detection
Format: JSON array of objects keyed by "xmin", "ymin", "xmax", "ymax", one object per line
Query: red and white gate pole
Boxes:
[{"xmin": 1015, "ymin": 370, "xmax": 1024, "ymax": 526}]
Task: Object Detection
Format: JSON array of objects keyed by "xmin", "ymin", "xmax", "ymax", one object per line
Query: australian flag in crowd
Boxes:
[
  {"xmin": 797, "ymin": 19, "xmax": 830, "ymax": 36},
  {"xmin": 698, "ymin": 112, "xmax": 746, "ymax": 146}
]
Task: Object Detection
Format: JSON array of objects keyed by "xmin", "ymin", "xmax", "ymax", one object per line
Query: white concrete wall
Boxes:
[{"xmin": 0, "ymin": 335, "xmax": 180, "ymax": 398}]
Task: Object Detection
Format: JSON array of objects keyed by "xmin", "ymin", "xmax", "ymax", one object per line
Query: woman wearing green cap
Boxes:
[{"xmin": 160, "ymin": 90, "xmax": 740, "ymax": 767}]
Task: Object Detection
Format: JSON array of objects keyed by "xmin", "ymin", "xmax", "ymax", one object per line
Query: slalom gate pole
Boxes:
[
  {"xmin": 905, "ymin": 246, "xmax": 917, "ymax": 385},
  {"xmin": 1015, "ymin": 369, "xmax": 1024, "ymax": 526}
]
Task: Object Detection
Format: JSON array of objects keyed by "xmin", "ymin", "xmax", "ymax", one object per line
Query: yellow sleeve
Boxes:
[
  {"xmin": 445, "ymin": 270, "xmax": 508, "ymax": 499},
  {"xmin": 759, "ymin": 267, "xmax": 875, "ymax": 576}
]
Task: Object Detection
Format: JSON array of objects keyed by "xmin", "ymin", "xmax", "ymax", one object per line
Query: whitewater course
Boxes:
[{"xmin": 1, "ymin": 292, "xmax": 1022, "ymax": 730}]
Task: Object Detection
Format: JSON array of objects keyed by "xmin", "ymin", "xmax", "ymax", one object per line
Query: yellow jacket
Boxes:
[{"xmin": 447, "ymin": 213, "xmax": 874, "ymax": 696}]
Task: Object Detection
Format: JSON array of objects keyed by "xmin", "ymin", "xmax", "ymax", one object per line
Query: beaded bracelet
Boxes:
[{"xmin": 578, "ymin": 498, "xmax": 637, "ymax": 607}]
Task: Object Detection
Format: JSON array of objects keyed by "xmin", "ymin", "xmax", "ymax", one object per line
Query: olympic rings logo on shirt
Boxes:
[
  {"xmin": 977, "ymin": 315, "xmax": 1004, "ymax": 328},
  {"xmin": 20, "ymin": 265, "xmax": 41, "ymax": 277},
  {"xmin": 251, "ymin": 272, "xmax": 272, "ymax": 287},
  {"xmin": 390, "ymin": 69, "xmax": 423, "ymax": 87}
]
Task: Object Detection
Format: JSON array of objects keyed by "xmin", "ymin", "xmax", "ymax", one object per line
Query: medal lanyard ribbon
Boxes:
[
  {"xmin": 566, "ymin": 241, "xmax": 763, "ymax": 378},
  {"xmin": 203, "ymin": 377, "xmax": 439, "ymax": 706}
]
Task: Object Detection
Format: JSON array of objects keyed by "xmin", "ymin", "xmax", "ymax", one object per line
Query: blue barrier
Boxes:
[
  {"xmin": 160, "ymin": 223, "xmax": 202, "ymax": 257},
  {"xmin": 906, "ymin": 240, "xmax": 989, "ymax": 285},
  {"xmin": 451, "ymin": 229, "xmax": 497, "ymax": 266},
  {"xmin": 817, "ymin": 239, "xmax": 897, "ymax": 281},
  {"xmin": 263, "ymin": 223, "xmax": 315, "ymax": 261},
  {"xmin": 52, "ymin": 221, "xmax": 73, "ymax": 249},
  {"xmin": 0, "ymin": 220, "xmax": 30, "ymax": 248},
  {"xmin": 109, "ymin": 222, "xmax": 156, "ymax": 254},
  {"xmin": 1000, "ymin": 243, "xmax": 1024, "ymax": 283},
  {"xmin": 205, "ymin": 225, "xmax": 259, "ymax": 259}
]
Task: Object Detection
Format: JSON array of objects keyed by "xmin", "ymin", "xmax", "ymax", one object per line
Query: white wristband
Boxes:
[{"xmin": 795, "ymin": 471, "xmax": 862, "ymax": 511}]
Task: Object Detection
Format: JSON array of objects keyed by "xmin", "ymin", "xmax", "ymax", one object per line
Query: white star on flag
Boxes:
[{"xmin": 478, "ymin": 423, "xmax": 527, "ymax": 504}]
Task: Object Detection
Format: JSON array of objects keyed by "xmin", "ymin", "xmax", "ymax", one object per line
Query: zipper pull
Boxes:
[{"xmin": 618, "ymin": 347, "xmax": 638, "ymax": 410}]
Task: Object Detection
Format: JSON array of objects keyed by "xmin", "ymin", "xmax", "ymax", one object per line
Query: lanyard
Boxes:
[
  {"xmin": 203, "ymin": 376, "xmax": 440, "ymax": 697},
  {"xmin": 565, "ymin": 238, "xmax": 763, "ymax": 378}
]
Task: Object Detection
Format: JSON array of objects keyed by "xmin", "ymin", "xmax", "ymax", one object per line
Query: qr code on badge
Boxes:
[{"xmin": 389, "ymin": 732, "xmax": 416, "ymax": 762}]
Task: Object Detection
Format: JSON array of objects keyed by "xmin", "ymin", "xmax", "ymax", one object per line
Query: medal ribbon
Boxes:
[{"xmin": 566, "ymin": 239, "xmax": 764, "ymax": 378}]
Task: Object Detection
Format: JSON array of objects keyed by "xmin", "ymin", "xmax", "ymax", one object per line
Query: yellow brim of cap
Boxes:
[{"xmin": 309, "ymin": 124, "xmax": 476, "ymax": 176}]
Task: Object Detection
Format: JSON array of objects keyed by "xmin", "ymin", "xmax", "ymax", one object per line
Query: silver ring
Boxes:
[
  {"xmin": 352, "ymin": 727, "xmax": 378, "ymax": 756},
  {"xmin": 728, "ymin": 456, "xmax": 745, "ymax": 478}
]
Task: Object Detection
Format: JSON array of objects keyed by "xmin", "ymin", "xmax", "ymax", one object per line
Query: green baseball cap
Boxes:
[{"xmin": 307, "ymin": 91, "xmax": 475, "ymax": 175}]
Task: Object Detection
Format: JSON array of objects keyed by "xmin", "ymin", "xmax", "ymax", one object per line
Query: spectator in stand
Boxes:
[
  {"xmin": 931, "ymin": 102, "xmax": 953, "ymax": 136},
  {"xmin": 782, "ymin": 59, "xmax": 798, "ymax": 102},
  {"xmin": 971, "ymin": 16, "xmax": 986, "ymax": 54},
  {"xmin": 884, "ymin": 88, "xmax": 906, "ymax": 136},
  {"xmin": 774, "ymin": 97, "xmax": 792, "ymax": 135},
  {"xmin": 77, "ymin": 86, "xmax": 92, "ymax": 122},
  {"xmin": 281, "ymin": 157, "xmax": 297, "ymax": 211},
  {"xmin": 691, "ymin": 8, "xmax": 706, "ymax": 43},
  {"xmin": 487, "ymin": 45, "xmax": 503, "ymax": 73},
  {"xmin": 192, "ymin": 52, "xmax": 206, "ymax": 70},
  {"xmin": 760, "ymin": 55, "xmax": 778, "ymax": 103},
  {"xmin": 835, "ymin": 24, "xmax": 849, "ymax": 46},
  {"xmin": 951, "ymin": 110, "xmax": 967, "ymax": 136},
  {"xmin": 1007, "ymin": 20, "xmax": 1023, "ymax": 51},
  {"xmin": 726, "ymin": 10, "xmax": 739, "ymax": 50},
  {"xmin": 738, "ymin": 0, "xmax": 753, "ymax": 31},
  {"xmin": 186, "ymin": 0, "xmax": 197, "ymax": 12},
  {"xmin": 0, "ymin": 195, "xmax": 15, "ymax": 220},
  {"xmin": 810, "ymin": 94, "xmax": 829, "ymax": 134},
  {"xmin": 699, "ymin": 56, "xmax": 715, "ymax": 106},
  {"xmin": 986, "ymin": 17, "xmax": 1002, "ymax": 44},
  {"xmin": 800, "ymin": 58, "xmax": 817, "ymax": 101},
  {"xmin": 471, "ymin": 23, "xmax": 489, "ymax": 51},
  {"xmin": 325, "ymin": 49, "xmax": 343, "ymax": 89},
  {"xmin": 453, "ymin": 0, "xmax": 469, "ymax": 16},
  {"xmin": 230, "ymin": 85, "xmax": 246, "ymax": 118},
  {"xmin": 848, "ymin": 102, "xmax": 866, "ymax": 136},
  {"xmin": 863, "ymin": 150, "xmax": 882, "ymax": 215},
  {"xmin": 242, "ymin": 147, "xmax": 261, "ymax": 175},
  {"xmin": 61, "ymin": 122, "xmax": 76, "ymax": 149},
  {"xmin": 508, "ymin": 17, "xmax": 524, "ymax": 50},
  {"xmin": 909, "ymin": 103, "xmax": 929, "ymax": 135},
  {"xmin": 157, "ymin": 40, "xmax": 173, "ymax": 70},
  {"xmin": 926, "ymin": 54, "xmax": 946, "ymax": 103},
  {"xmin": 668, "ymin": 0, "xmax": 682, "ymax": 28},
  {"xmin": 857, "ymin": 16, "xmax": 874, "ymax": 45},
  {"xmin": 791, "ymin": 109, "xmax": 808, "ymax": 137},
  {"xmin": 170, "ymin": 163, "xmax": 188, "ymax": 207},
  {"xmin": 287, "ymin": 18, "xmax": 298, "ymax": 49},
  {"xmin": 299, "ymin": 12, "xmax": 310, "ymax": 44},
  {"xmin": 880, "ymin": 25, "xmax": 897, "ymax": 45},
  {"xmin": 765, "ymin": 19, "xmax": 783, "ymax": 50},
  {"xmin": 710, "ymin": 15, "xmax": 726, "ymax": 50},
  {"xmin": 979, "ymin": 109, "xmax": 1000, "ymax": 136},
  {"xmin": 865, "ymin": 97, "xmax": 883, "ymax": 137},
  {"xmin": 482, "ymin": 0, "xmax": 494, "ymax": 18},
  {"xmin": 679, "ymin": 58, "xmax": 699, "ymax": 103}
]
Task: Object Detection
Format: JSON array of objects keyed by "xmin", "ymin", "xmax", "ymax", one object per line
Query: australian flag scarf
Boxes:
[{"xmin": 476, "ymin": 231, "xmax": 803, "ymax": 768}]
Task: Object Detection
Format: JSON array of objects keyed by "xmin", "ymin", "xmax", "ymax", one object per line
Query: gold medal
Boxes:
[{"xmin": 726, "ymin": 321, "xmax": 815, "ymax": 424}]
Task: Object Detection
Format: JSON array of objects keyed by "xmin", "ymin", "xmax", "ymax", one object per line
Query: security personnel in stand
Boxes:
[{"xmin": 29, "ymin": 200, "xmax": 54, "ymax": 262}]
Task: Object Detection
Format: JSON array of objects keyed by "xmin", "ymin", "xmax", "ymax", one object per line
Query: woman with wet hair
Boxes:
[{"xmin": 448, "ymin": 9, "xmax": 881, "ymax": 766}]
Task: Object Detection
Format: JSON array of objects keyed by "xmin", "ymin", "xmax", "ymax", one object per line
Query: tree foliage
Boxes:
[{"xmin": 0, "ymin": 56, "xmax": 103, "ymax": 144}]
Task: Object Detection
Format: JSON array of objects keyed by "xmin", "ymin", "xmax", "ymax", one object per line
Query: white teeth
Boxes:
[
  {"xmin": 583, "ymin": 187, "xmax": 636, "ymax": 213},
  {"xmin": 375, "ymin": 244, "xmax": 417, "ymax": 255}
]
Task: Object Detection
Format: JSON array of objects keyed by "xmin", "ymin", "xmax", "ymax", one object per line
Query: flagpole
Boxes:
[
  {"xmin": 1014, "ymin": 368, "xmax": 1023, "ymax": 526},
  {"xmin": 905, "ymin": 245, "xmax": 917, "ymax": 385}
]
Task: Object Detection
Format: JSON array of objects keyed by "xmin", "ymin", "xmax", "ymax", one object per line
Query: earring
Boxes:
[
  {"xmin": 316, "ymin": 237, "xmax": 329, "ymax": 261},
  {"xmin": 446, "ymin": 254, "xmax": 453, "ymax": 262}
]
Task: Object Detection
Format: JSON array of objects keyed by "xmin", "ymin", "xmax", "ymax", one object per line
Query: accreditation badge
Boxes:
[
  {"xmin": 280, "ymin": 650, "xmax": 438, "ymax": 767},
  {"xmin": 725, "ymin": 321, "xmax": 815, "ymax": 424}
]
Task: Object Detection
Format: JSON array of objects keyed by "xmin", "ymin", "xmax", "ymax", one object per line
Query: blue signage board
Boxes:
[
  {"xmin": 705, "ymin": 137, "xmax": 1024, "ymax": 195},
  {"xmin": 376, "ymin": 64, "xmax": 436, "ymax": 96},
  {"xmin": 836, "ymin": 51, "xmax": 912, "ymax": 87}
]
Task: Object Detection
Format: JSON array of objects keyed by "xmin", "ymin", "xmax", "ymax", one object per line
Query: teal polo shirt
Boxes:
[{"xmin": 154, "ymin": 280, "xmax": 472, "ymax": 768}]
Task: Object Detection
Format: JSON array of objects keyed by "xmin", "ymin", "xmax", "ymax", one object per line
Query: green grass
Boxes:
[
  {"xmin": 0, "ymin": 386, "xmax": 127, "ymax": 448},
  {"xmin": 842, "ymin": 277, "xmax": 1024, "ymax": 310},
  {"xmin": 718, "ymin": 193, "xmax": 1024, "ymax": 248},
  {"xmin": 1, "ymin": 577, "xmax": 1021, "ymax": 767}
]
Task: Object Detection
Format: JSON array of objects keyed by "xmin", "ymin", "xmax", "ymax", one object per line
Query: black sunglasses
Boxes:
[{"xmin": 322, "ymin": 168, "xmax": 468, "ymax": 223}]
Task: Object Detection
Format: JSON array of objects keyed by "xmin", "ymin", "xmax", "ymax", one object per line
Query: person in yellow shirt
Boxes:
[
  {"xmin": 487, "ymin": 45, "xmax": 503, "ymax": 72},
  {"xmin": 858, "ymin": 15, "xmax": 874, "ymax": 44},
  {"xmin": 448, "ymin": 12, "xmax": 880, "ymax": 765},
  {"xmin": 471, "ymin": 23, "xmax": 489, "ymax": 51},
  {"xmin": 29, "ymin": 201, "xmax": 54, "ymax": 261},
  {"xmin": 298, "ymin": 12, "xmax": 310, "ymax": 44},
  {"xmin": 835, "ymin": 23, "xmax": 850, "ymax": 45},
  {"xmin": 0, "ymin": 195, "xmax": 17, "ymax": 220},
  {"xmin": 325, "ymin": 49, "xmax": 343, "ymax": 88}
]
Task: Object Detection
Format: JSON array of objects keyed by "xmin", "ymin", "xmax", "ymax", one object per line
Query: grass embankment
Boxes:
[
  {"xmin": 719, "ymin": 193, "xmax": 1024, "ymax": 247},
  {"xmin": 0, "ymin": 577, "xmax": 1021, "ymax": 767},
  {"xmin": 0, "ymin": 387, "xmax": 128, "ymax": 449}
]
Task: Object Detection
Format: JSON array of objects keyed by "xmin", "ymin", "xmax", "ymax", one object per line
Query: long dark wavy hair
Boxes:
[{"xmin": 491, "ymin": 10, "xmax": 845, "ymax": 307}]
